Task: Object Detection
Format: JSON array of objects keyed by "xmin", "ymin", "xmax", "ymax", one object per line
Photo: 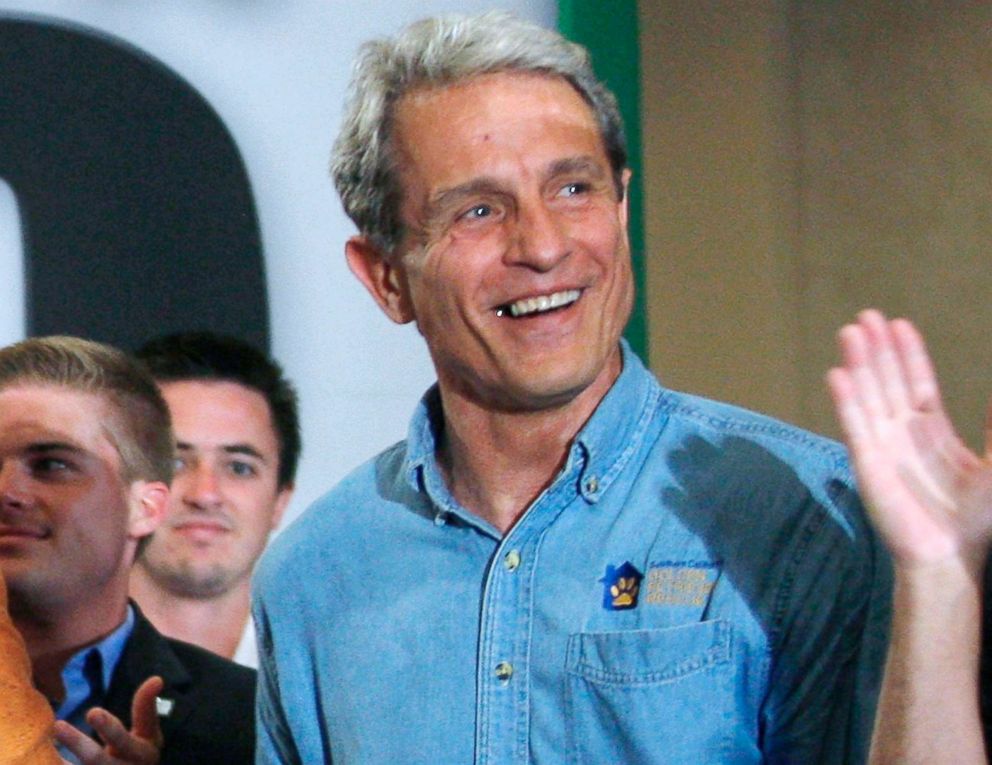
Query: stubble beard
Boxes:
[{"xmin": 139, "ymin": 554, "xmax": 243, "ymax": 600}]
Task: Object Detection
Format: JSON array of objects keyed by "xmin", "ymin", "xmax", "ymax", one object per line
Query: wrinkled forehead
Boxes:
[{"xmin": 391, "ymin": 72, "xmax": 604, "ymax": 184}]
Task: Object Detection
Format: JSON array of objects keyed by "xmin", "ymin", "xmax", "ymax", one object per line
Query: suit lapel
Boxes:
[{"xmin": 102, "ymin": 602, "xmax": 195, "ymax": 738}]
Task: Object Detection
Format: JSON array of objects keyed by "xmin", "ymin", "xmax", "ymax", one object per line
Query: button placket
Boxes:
[{"xmin": 476, "ymin": 463, "xmax": 582, "ymax": 764}]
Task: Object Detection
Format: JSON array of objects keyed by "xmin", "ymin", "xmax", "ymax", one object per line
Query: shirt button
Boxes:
[
  {"xmin": 434, "ymin": 513, "xmax": 447, "ymax": 526},
  {"xmin": 494, "ymin": 662, "xmax": 513, "ymax": 682},
  {"xmin": 584, "ymin": 475, "xmax": 599, "ymax": 494},
  {"xmin": 504, "ymin": 550, "xmax": 521, "ymax": 571}
]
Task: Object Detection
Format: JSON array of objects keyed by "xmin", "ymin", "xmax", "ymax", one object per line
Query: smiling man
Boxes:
[
  {"xmin": 130, "ymin": 332, "xmax": 298, "ymax": 668},
  {"xmin": 0, "ymin": 336, "xmax": 255, "ymax": 764},
  {"xmin": 253, "ymin": 13, "xmax": 890, "ymax": 764}
]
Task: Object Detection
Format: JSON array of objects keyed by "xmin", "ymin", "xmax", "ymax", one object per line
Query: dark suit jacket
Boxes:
[{"xmin": 101, "ymin": 604, "xmax": 256, "ymax": 764}]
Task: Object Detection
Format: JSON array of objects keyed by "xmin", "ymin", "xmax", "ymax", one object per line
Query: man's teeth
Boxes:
[{"xmin": 501, "ymin": 289, "xmax": 581, "ymax": 318}]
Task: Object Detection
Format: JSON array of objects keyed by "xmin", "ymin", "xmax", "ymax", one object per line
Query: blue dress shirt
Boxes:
[
  {"xmin": 253, "ymin": 342, "xmax": 890, "ymax": 764},
  {"xmin": 55, "ymin": 605, "xmax": 135, "ymax": 763}
]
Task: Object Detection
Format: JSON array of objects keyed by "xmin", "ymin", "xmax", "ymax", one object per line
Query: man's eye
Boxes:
[
  {"xmin": 461, "ymin": 204, "xmax": 493, "ymax": 221},
  {"xmin": 32, "ymin": 457, "xmax": 70, "ymax": 475},
  {"xmin": 229, "ymin": 461, "xmax": 257, "ymax": 478},
  {"xmin": 559, "ymin": 182, "xmax": 590, "ymax": 197}
]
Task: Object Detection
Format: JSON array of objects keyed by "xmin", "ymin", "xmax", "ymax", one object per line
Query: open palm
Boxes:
[{"xmin": 828, "ymin": 310, "xmax": 992, "ymax": 567}]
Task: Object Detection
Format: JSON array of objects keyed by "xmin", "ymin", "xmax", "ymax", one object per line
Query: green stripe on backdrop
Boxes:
[{"xmin": 558, "ymin": 0, "xmax": 648, "ymax": 361}]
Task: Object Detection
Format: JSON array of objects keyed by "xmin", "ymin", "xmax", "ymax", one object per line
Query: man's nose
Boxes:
[
  {"xmin": 506, "ymin": 199, "xmax": 570, "ymax": 271},
  {"xmin": 0, "ymin": 463, "xmax": 30, "ymax": 510},
  {"xmin": 182, "ymin": 463, "xmax": 223, "ymax": 509}
]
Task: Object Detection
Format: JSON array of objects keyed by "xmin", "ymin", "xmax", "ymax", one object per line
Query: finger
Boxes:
[
  {"xmin": 53, "ymin": 720, "xmax": 107, "ymax": 765},
  {"xmin": 907, "ymin": 404, "xmax": 981, "ymax": 492},
  {"xmin": 827, "ymin": 367, "xmax": 871, "ymax": 450},
  {"xmin": 858, "ymin": 309, "xmax": 911, "ymax": 415},
  {"xmin": 889, "ymin": 317, "xmax": 942, "ymax": 412},
  {"xmin": 130, "ymin": 676, "xmax": 165, "ymax": 745},
  {"xmin": 838, "ymin": 321, "xmax": 889, "ymax": 438},
  {"xmin": 86, "ymin": 707, "xmax": 155, "ymax": 762},
  {"xmin": 837, "ymin": 319, "xmax": 869, "ymax": 370},
  {"xmin": 86, "ymin": 706, "xmax": 128, "ymax": 749}
]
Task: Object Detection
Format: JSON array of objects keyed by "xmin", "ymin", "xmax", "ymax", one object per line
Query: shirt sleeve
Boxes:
[{"xmin": 760, "ymin": 479, "xmax": 891, "ymax": 764}]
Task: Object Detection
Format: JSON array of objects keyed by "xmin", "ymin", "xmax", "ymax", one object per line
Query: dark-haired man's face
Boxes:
[{"xmin": 136, "ymin": 380, "xmax": 291, "ymax": 599}]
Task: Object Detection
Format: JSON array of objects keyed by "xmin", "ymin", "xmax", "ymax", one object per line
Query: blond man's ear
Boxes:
[{"xmin": 126, "ymin": 481, "xmax": 169, "ymax": 541}]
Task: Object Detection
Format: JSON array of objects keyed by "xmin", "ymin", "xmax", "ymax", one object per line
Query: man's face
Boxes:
[
  {"xmin": 137, "ymin": 380, "xmax": 290, "ymax": 599},
  {"xmin": 351, "ymin": 72, "xmax": 633, "ymax": 412},
  {"xmin": 0, "ymin": 385, "xmax": 156, "ymax": 615}
]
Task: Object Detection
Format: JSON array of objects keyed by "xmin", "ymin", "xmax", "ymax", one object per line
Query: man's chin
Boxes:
[
  {"xmin": 489, "ymin": 366, "xmax": 612, "ymax": 414},
  {"xmin": 143, "ymin": 560, "xmax": 240, "ymax": 600},
  {"xmin": 488, "ymin": 343, "xmax": 622, "ymax": 413}
]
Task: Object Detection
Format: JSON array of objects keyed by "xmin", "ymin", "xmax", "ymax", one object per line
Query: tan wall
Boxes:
[{"xmin": 639, "ymin": 0, "xmax": 992, "ymax": 449}]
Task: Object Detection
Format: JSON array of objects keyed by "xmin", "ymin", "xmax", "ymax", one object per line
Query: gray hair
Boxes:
[{"xmin": 330, "ymin": 11, "xmax": 627, "ymax": 255}]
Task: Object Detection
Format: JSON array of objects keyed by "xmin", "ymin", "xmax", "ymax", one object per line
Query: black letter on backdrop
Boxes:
[{"xmin": 0, "ymin": 15, "xmax": 269, "ymax": 351}]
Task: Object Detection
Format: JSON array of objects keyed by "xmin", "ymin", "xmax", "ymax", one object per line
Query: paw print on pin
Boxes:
[{"xmin": 600, "ymin": 562, "xmax": 643, "ymax": 610}]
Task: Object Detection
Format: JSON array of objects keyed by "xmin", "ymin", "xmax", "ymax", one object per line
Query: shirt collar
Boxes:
[
  {"xmin": 405, "ymin": 383, "xmax": 441, "ymax": 489},
  {"xmin": 55, "ymin": 603, "xmax": 136, "ymax": 722},
  {"xmin": 569, "ymin": 339, "xmax": 662, "ymax": 503},
  {"xmin": 403, "ymin": 339, "xmax": 662, "ymax": 509}
]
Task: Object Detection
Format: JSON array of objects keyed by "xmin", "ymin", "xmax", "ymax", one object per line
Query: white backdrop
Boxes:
[{"xmin": 0, "ymin": 0, "xmax": 556, "ymax": 527}]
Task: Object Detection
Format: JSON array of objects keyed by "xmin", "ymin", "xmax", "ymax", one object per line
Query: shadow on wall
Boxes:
[{"xmin": 0, "ymin": 14, "xmax": 268, "ymax": 351}]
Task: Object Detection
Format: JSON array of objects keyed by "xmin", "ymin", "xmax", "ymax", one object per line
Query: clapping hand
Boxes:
[{"xmin": 53, "ymin": 676, "xmax": 164, "ymax": 765}]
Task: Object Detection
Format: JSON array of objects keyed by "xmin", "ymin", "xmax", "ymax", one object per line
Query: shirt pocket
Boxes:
[{"xmin": 564, "ymin": 620, "xmax": 734, "ymax": 765}]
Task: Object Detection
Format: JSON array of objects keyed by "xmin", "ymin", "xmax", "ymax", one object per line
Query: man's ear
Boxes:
[
  {"xmin": 345, "ymin": 236, "xmax": 415, "ymax": 324},
  {"xmin": 618, "ymin": 168, "xmax": 632, "ymax": 228},
  {"xmin": 270, "ymin": 484, "xmax": 294, "ymax": 531},
  {"xmin": 126, "ymin": 481, "xmax": 169, "ymax": 541}
]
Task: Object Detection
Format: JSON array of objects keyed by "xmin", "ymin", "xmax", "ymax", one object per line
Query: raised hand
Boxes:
[
  {"xmin": 53, "ymin": 676, "xmax": 163, "ymax": 765},
  {"xmin": 829, "ymin": 309, "xmax": 992, "ymax": 764},
  {"xmin": 827, "ymin": 309, "xmax": 992, "ymax": 570}
]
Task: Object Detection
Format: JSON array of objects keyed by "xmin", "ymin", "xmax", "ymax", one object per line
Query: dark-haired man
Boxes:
[
  {"xmin": 131, "ymin": 332, "xmax": 298, "ymax": 667},
  {"xmin": 0, "ymin": 336, "xmax": 254, "ymax": 764}
]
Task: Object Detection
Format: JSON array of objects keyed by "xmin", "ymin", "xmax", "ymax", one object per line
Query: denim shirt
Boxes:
[{"xmin": 254, "ymin": 344, "xmax": 890, "ymax": 764}]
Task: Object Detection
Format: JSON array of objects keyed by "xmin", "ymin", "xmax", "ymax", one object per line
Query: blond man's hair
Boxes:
[{"xmin": 0, "ymin": 336, "xmax": 173, "ymax": 485}]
